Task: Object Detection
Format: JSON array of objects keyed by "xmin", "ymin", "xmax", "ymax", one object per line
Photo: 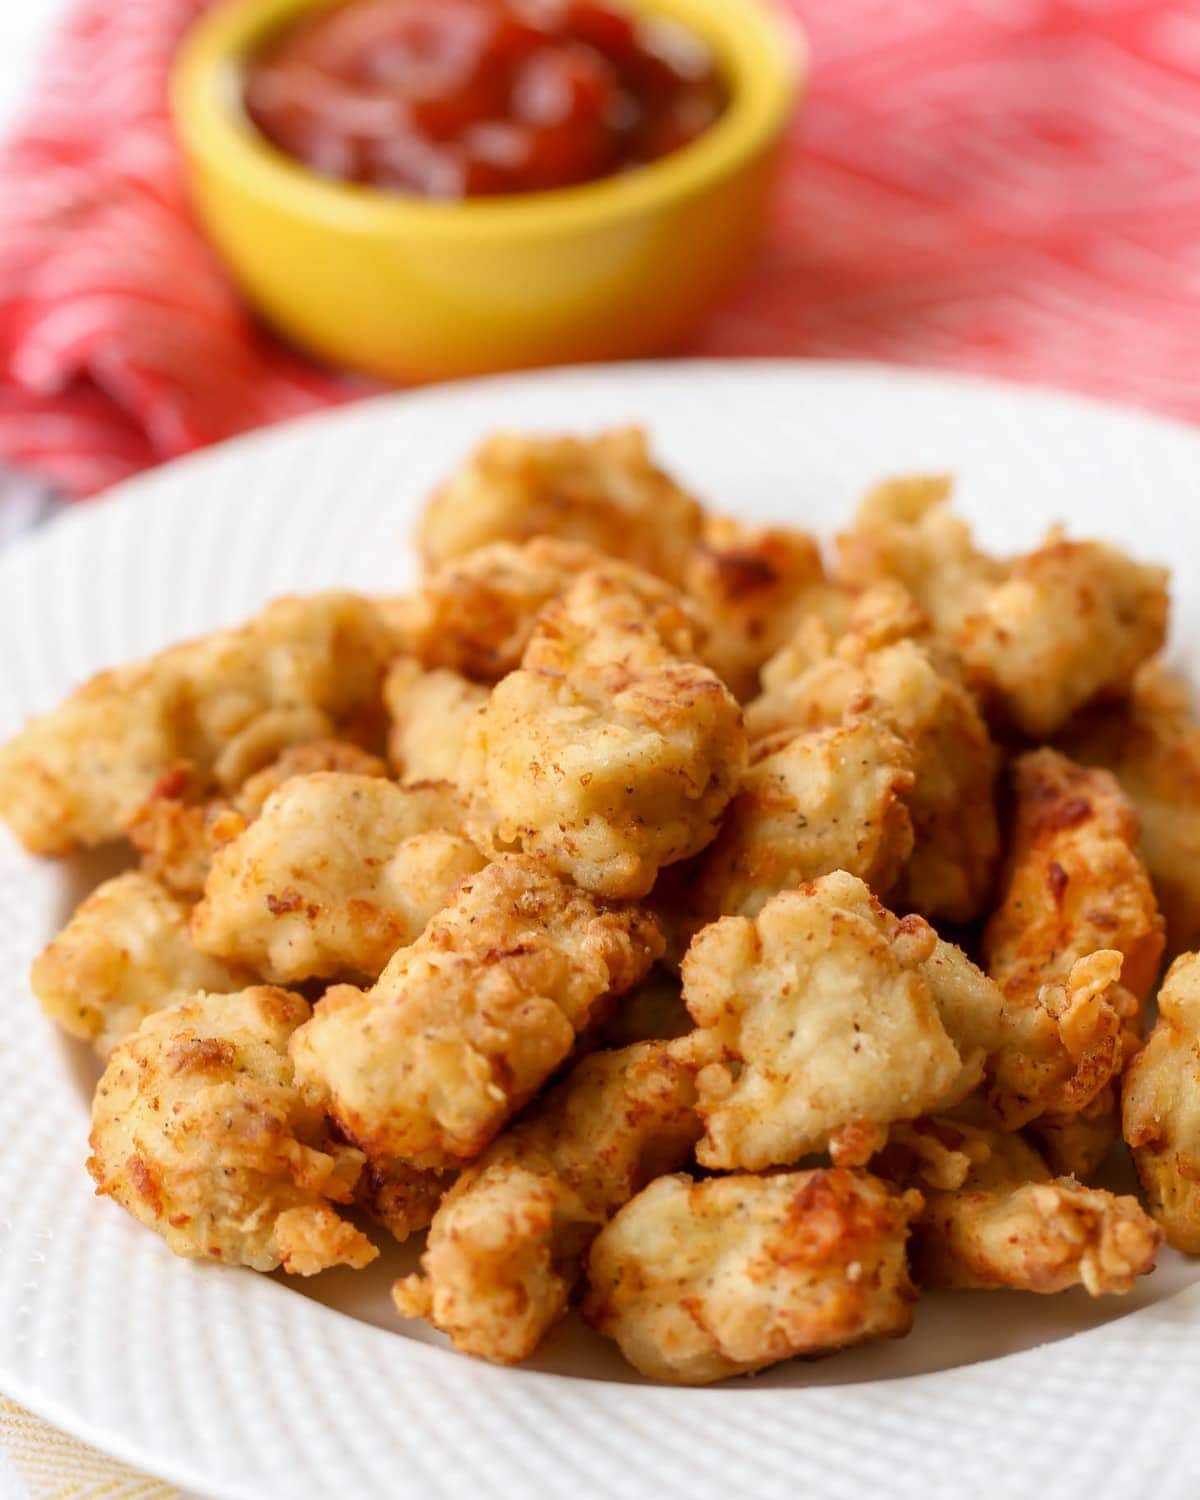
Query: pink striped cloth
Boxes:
[{"xmin": 1, "ymin": 0, "xmax": 1199, "ymax": 499}]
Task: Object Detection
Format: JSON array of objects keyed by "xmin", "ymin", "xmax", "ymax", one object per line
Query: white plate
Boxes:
[{"xmin": 2, "ymin": 360, "xmax": 1199, "ymax": 1500}]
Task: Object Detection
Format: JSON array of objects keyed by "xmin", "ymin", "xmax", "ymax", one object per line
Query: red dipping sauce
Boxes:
[{"xmin": 244, "ymin": 0, "xmax": 727, "ymax": 199}]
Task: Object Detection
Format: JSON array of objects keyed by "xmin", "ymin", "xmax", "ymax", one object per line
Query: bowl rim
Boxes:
[{"xmin": 171, "ymin": 0, "xmax": 806, "ymax": 239}]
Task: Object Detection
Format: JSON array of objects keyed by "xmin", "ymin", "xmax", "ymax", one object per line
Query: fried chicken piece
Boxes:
[
  {"xmin": 681, "ymin": 518, "xmax": 845, "ymax": 699},
  {"xmin": 31, "ymin": 871, "xmax": 248, "ymax": 1057},
  {"xmin": 834, "ymin": 475, "xmax": 1001, "ymax": 635},
  {"xmin": 393, "ymin": 1041, "xmax": 699, "ymax": 1363},
  {"xmin": 130, "ymin": 740, "xmax": 389, "ymax": 899},
  {"xmin": 290, "ymin": 856, "xmax": 662, "ymax": 1170},
  {"xmin": 1123, "ymin": 952, "xmax": 1200, "ymax": 1252},
  {"xmin": 984, "ymin": 750, "xmax": 1165, "ymax": 1127},
  {"xmin": 0, "ymin": 593, "xmax": 399, "ymax": 855},
  {"xmin": 676, "ymin": 872, "xmax": 963, "ymax": 1171},
  {"xmin": 355, "ymin": 1157, "xmax": 456, "ymax": 1244},
  {"xmin": 886, "ymin": 1119, "xmax": 1161, "ymax": 1295},
  {"xmin": 957, "ymin": 534, "xmax": 1169, "ymax": 738},
  {"xmin": 463, "ymin": 566, "xmax": 746, "ymax": 899},
  {"xmin": 192, "ymin": 774, "xmax": 484, "ymax": 984},
  {"xmin": 419, "ymin": 427, "xmax": 704, "ymax": 583},
  {"xmin": 88, "ymin": 987, "xmax": 377, "ymax": 1274},
  {"xmin": 748, "ymin": 607, "xmax": 1000, "ymax": 923},
  {"xmin": 582, "ymin": 1168, "xmax": 922, "ymax": 1384},
  {"xmin": 383, "ymin": 660, "xmax": 489, "ymax": 792},
  {"xmin": 673, "ymin": 715, "xmax": 915, "ymax": 935},
  {"xmin": 1029, "ymin": 1086, "xmax": 1121, "ymax": 1181},
  {"xmin": 1059, "ymin": 663, "xmax": 1200, "ymax": 957}
]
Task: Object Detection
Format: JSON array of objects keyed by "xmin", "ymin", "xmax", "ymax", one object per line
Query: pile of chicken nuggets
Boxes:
[{"xmin": 6, "ymin": 426, "xmax": 1200, "ymax": 1385}]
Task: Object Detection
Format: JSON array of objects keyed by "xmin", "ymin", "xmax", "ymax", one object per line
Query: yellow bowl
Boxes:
[{"xmin": 171, "ymin": 0, "xmax": 804, "ymax": 383}]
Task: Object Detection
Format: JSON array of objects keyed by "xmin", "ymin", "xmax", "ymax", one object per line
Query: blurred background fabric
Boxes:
[{"xmin": 1, "ymin": 0, "xmax": 1199, "ymax": 504}]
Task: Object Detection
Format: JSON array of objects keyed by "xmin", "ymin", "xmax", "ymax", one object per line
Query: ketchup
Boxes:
[{"xmin": 244, "ymin": 0, "xmax": 726, "ymax": 198}]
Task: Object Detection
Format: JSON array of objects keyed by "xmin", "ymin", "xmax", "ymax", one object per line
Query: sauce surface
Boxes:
[{"xmin": 245, "ymin": 0, "xmax": 726, "ymax": 199}]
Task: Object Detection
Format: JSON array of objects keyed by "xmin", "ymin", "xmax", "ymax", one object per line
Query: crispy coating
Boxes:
[
  {"xmin": 88, "ymin": 987, "xmax": 377, "ymax": 1274},
  {"xmin": 1029, "ymin": 1086, "xmax": 1121, "ymax": 1181},
  {"xmin": 393, "ymin": 1041, "xmax": 699, "ymax": 1363},
  {"xmin": 676, "ymin": 872, "xmax": 963, "ymax": 1170},
  {"xmin": 383, "ymin": 660, "xmax": 489, "ymax": 792},
  {"xmin": 1059, "ymin": 663, "xmax": 1200, "ymax": 957},
  {"xmin": 958, "ymin": 534, "xmax": 1169, "ymax": 738},
  {"xmin": 130, "ymin": 740, "xmax": 388, "ymax": 899},
  {"xmin": 834, "ymin": 476, "xmax": 1001, "ymax": 635},
  {"xmin": 463, "ymin": 567, "xmax": 746, "ymax": 899},
  {"xmin": 748, "ymin": 611, "xmax": 1000, "ymax": 923},
  {"xmin": 887, "ymin": 1119, "xmax": 1161, "ymax": 1295},
  {"xmin": 355, "ymin": 1156, "xmax": 456, "ymax": 1244},
  {"xmin": 290, "ymin": 856, "xmax": 662, "ymax": 1170},
  {"xmin": 32, "ymin": 872, "xmax": 248, "ymax": 1057},
  {"xmin": 984, "ymin": 750, "xmax": 1165, "ymax": 1126},
  {"xmin": 0, "ymin": 593, "xmax": 399, "ymax": 855},
  {"xmin": 192, "ymin": 774, "xmax": 484, "ymax": 984},
  {"xmin": 675, "ymin": 715, "xmax": 915, "ymax": 934},
  {"xmin": 681, "ymin": 518, "xmax": 844, "ymax": 699},
  {"xmin": 582, "ymin": 1168, "xmax": 922, "ymax": 1384},
  {"xmin": 1123, "ymin": 952, "xmax": 1200, "ymax": 1252},
  {"xmin": 418, "ymin": 427, "xmax": 704, "ymax": 583}
]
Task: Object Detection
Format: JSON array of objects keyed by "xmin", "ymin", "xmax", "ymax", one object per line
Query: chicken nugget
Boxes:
[
  {"xmin": 676, "ymin": 872, "xmax": 964, "ymax": 1170},
  {"xmin": 885, "ymin": 1119, "xmax": 1161, "ymax": 1295},
  {"xmin": 748, "ymin": 611, "xmax": 1000, "ymax": 923},
  {"xmin": 834, "ymin": 475, "xmax": 1000, "ymax": 635},
  {"xmin": 0, "ymin": 593, "xmax": 399, "ymax": 855},
  {"xmin": 289, "ymin": 855, "xmax": 662, "ymax": 1170},
  {"xmin": 192, "ymin": 774, "xmax": 484, "ymax": 983},
  {"xmin": 393, "ymin": 1041, "xmax": 698, "ymax": 1363},
  {"xmin": 984, "ymin": 750, "xmax": 1164, "ymax": 1126},
  {"xmin": 32, "ymin": 871, "xmax": 248, "ymax": 1057},
  {"xmin": 1059, "ymin": 663, "xmax": 1200, "ymax": 957},
  {"xmin": 464, "ymin": 566, "xmax": 746, "ymax": 899},
  {"xmin": 958, "ymin": 534, "xmax": 1168, "ymax": 738},
  {"xmin": 418, "ymin": 427, "xmax": 704, "ymax": 583},
  {"xmin": 383, "ymin": 661, "xmax": 490, "ymax": 792},
  {"xmin": 673, "ymin": 715, "xmax": 915, "ymax": 934},
  {"xmin": 130, "ymin": 740, "xmax": 388, "ymax": 899},
  {"xmin": 583, "ymin": 1168, "xmax": 922, "ymax": 1384},
  {"xmin": 88, "ymin": 987, "xmax": 377, "ymax": 1274},
  {"xmin": 681, "ymin": 517, "xmax": 845, "ymax": 699},
  {"xmin": 1123, "ymin": 952, "xmax": 1200, "ymax": 1252}
]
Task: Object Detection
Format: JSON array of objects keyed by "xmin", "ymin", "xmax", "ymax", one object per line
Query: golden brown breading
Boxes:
[
  {"xmin": 957, "ymin": 534, "xmax": 1169, "ymax": 738},
  {"xmin": 1122, "ymin": 952, "xmax": 1200, "ymax": 1252},
  {"xmin": 191, "ymin": 774, "xmax": 484, "ymax": 984},
  {"xmin": 834, "ymin": 475, "xmax": 1001, "ymax": 635},
  {"xmin": 886, "ymin": 1119, "xmax": 1161, "ymax": 1295},
  {"xmin": 672, "ymin": 715, "xmax": 915, "ymax": 935},
  {"xmin": 88, "ymin": 987, "xmax": 377, "ymax": 1274},
  {"xmin": 290, "ymin": 855, "xmax": 662, "ymax": 1170},
  {"xmin": 1028, "ymin": 1086, "xmax": 1121, "ymax": 1181},
  {"xmin": 681, "ymin": 518, "xmax": 845, "ymax": 699},
  {"xmin": 393, "ymin": 1041, "xmax": 698, "ymax": 1363},
  {"xmin": 400, "ymin": 537, "xmax": 609, "ymax": 682},
  {"xmin": 748, "ymin": 611, "xmax": 1000, "ymax": 923},
  {"xmin": 582, "ymin": 1168, "xmax": 922, "ymax": 1384},
  {"xmin": 383, "ymin": 660, "xmax": 490, "ymax": 792},
  {"xmin": 984, "ymin": 750, "xmax": 1165, "ymax": 1127},
  {"xmin": 354, "ymin": 1157, "xmax": 456, "ymax": 1244},
  {"xmin": 1059, "ymin": 663, "xmax": 1200, "ymax": 957},
  {"xmin": 130, "ymin": 741, "xmax": 389, "ymax": 899},
  {"xmin": 418, "ymin": 427, "xmax": 704, "ymax": 583},
  {"xmin": 463, "ymin": 567, "xmax": 746, "ymax": 899},
  {"xmin": 32, "ymin": 871, "xmax": 248, "ymax": 1057},
  {"xmin": 676, "ymin": 872, "xmax": 963, "ymax": 1171},
  {"xmin": 0, "ymin": 593, "xmax": 399, "ymax": 855}
]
